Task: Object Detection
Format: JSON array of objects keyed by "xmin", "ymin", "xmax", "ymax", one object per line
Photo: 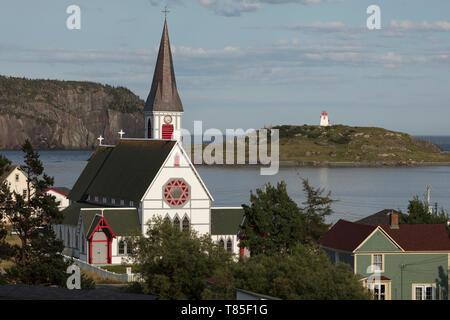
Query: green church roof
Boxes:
[
  {"xmin": 68, "ymin": 139, "xmax": 176, "ymax": 203},
  {"xmin": 82, "ymin": 209, "xmax": 141, "ymax": 237}
]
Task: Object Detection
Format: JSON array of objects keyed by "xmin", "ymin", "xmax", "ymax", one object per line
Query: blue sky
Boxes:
[{"xmin": 1, "ymin": 0, "xmax": 449, "ymax": 134}]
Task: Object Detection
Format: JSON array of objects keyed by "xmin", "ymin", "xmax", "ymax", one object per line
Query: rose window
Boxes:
[{"xmin": 163, "ymin": 179, "xmax": 190, "ymax": 207}]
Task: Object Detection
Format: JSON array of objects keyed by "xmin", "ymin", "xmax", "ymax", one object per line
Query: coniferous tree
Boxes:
[
  {"xmin": 301, "ymin": 178, "xmax": 335, "ymax": 242},
  {"xmin": 0, "ymin": 154, "xmax": 13, "ymax": 264},
  {"xmin": 0, "ymin": 140, "xmax": 70, "ymax": 286},
  {"xmin": 239, "ymin": 179, "xmax": 335, "ymax": 256},
  {"xmin": 400, "ymin": 196, "xmax": 450, "ymax": 235}
]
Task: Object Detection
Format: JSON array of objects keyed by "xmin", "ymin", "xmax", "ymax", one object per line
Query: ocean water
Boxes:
[{"xmin": 2, "ymin": 143, "xmax": 450, "ymax": 224}]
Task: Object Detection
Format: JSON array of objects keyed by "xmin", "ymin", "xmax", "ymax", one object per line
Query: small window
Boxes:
[
  {"xmin": 119, "ymin": 240, "xmax": 125, "ymax": 255},
  {"xmin": 126, "ymin": 241, "xmax": 133, "ymax": 255},
  {"xmin": 23, "ymin": 189, "xmax": 27, "ymax": 198},
  {"xmin": 120, "ymin": 200, "xmax": 124, "ymax": 206},
  {"xmin": 219, "ymin": 239, "xmax": 224, "ymax": 249},
  {"xmin": 103, "ymin": 197, "xmax": 107, "ymax": 203},
  {"xmin": 414, "ymin": 285, "xmax": 435, "ymax": 300},
  {"xmin": 182, "ymin": 217, "xmax": 190, "ymax": 233},
  {"xmin": 15, "ymin": 174, "xmax": 19, "ymax": 182},
  {"xmin": 226, "ymin": 239, "xmax": 233, "ymax": 252},
  {"xmin": 95, "ymin": 196, "xmax": 99, "ymax": 202},
  {"xmin": 372, "ymin": 254, "xmax": 383, "ymax": 272},
  {"xmin": 373, "ymin": 284, "xmax": 386, "ymax": 300},
  {"xmin": 130, "ymin": 201, "xmax": 134, "ymax": 207},
  {"xmin": 111, "ymin": 198, "xmax": 116, "ymax": 205}
]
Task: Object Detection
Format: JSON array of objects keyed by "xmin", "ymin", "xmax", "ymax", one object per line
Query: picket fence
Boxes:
[{"xmin": 63, "ymin": 255, "xmax": 142, "ymax": 283}]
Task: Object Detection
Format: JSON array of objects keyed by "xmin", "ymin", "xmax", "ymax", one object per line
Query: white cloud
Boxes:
[{"xmin": 390, "ymin": 20, "xmax": 450, "ymax": 32}]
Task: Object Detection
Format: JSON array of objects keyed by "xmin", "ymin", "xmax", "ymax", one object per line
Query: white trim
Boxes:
[{"xmin": 140, "ymin": 141, "xmax": 214, "ymax": 202}]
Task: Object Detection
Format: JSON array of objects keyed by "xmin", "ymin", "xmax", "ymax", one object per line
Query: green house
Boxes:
[{"xmin": 318, "ymin": 214, "xmax": 450, "ymax": 300}]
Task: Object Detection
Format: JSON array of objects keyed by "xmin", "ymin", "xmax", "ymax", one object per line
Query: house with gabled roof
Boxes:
[
  {"xmin": 318, "ymin": 213, "xmax": 450, "ymax": 300},
  {"xmin": 0, "ymin": 165, "xmax": 35, "ymax": 223},
  {"xmin": 54, "ymin": 17, "xmax": 244, "ymax": 265},
  {"xmin": 43, "ymin": 187, "xmax": 71, "ymax": 210}
]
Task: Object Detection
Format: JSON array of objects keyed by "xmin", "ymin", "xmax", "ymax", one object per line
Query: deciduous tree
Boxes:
[{"xmin": 128, "ymin": 217, "xmax": 233, "ymax": 299}]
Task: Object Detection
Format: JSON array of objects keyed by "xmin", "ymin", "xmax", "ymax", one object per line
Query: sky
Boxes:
[{"xmin": 0, "ymin": 0, "xmax": 449, "ymax": 135}]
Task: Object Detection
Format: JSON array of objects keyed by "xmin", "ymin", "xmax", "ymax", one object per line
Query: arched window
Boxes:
[
  {"xmin": 147, "ymin": 118, "xmax": 152, "ymax": 139},
  {"xmin": 219, "ymin": 239, "xmax": 224, "ymax": 249},
  {"xmin": 182, "ymin": 217, "xmax": 190, "ymax": 233},
  {"xmin": 173, "ymin": 216, "xmax": 180, "ymax": 230},
  {"xmin": 226, "ymin": 239, "xmax": 233, "ymax": 252},
  {"xmin": 164, "ymin": 216, "xmax": 171, "ymax": 224}
]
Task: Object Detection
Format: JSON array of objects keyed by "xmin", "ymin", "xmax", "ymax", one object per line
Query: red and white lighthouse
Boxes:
[{"xmin": 320, "ymin": 111, "xmax": 331, "ymax": 127}]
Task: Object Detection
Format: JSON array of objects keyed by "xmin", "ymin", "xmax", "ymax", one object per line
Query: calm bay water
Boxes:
[{"xmin": 2, "ymin": 146, "xmax": 450, "ymax": 224}]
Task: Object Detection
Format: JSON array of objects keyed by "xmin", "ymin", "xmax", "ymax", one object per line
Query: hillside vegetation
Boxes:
[
  {"xmin": 274, "ymin": 124, "xmax": 448, "ymax": 164},
  {"xmin": 0, "ymin": 75, "xmax": 145, "ymax": 149}
]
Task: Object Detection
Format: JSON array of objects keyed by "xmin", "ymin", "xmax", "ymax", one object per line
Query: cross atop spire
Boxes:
[{"xmin": 162, "ymin": 6, "xmax": 170, "ymax": 18}]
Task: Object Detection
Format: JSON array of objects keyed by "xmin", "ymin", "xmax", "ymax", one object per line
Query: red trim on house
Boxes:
[
  {"xmin": 42, "ymin": 188, "xmax": 68, "ymax": 198},
  {"xmin": 87, "ymin": 216, "xmax": 117, "ymax": 264}
]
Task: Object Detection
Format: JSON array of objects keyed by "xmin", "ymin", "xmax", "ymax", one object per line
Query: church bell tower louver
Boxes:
[{"xmin": 144, "ymin": 17, "xmax": 183, "ymax": 141}]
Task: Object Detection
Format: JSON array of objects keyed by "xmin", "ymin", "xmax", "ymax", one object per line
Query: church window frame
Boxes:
[
  {"xmin": 173, "ymin": 216, "xmax": 181, "ymax": 230},
  {"xmin": 219, "ymin": 238, "xmax": 225, "ymax": 249},
  {"xmin": 163, "ymin": 178, "xmax": 190, "ymax": 208},
  {"xmin": 226, "ymin": 238, "xmax": 233, "ymax": 252},
  {"xmin": 182, "ymin": 216, "xmax": 190, "ymax": 233}
]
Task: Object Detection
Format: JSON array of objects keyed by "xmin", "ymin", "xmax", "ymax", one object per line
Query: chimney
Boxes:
[{"xmin": 390, "ymin": 212, "xmax": 399, "ymax": 229}]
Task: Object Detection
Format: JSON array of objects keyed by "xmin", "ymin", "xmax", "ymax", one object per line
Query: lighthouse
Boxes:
[{"xmin": 319, "ymin": 111, "xmax": 331, "ymax": 127}]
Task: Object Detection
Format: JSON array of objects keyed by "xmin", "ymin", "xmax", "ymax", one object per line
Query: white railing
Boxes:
[{"xmin": 63, "ymin": 255, "xmax": 142, "ymax": 282}]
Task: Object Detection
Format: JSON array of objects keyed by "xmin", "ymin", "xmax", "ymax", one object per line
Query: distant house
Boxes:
[
  {"xmin": 0, "ymin": 165, "xmax": 34, "ymax": 224},
  {"xmin": 0, "ymin": 165, "xmax": 31, "ymax": 199},
  {"xmin": 318, "ymin": 212, "xmax": 450, "ymax": 300},
  {"xmin": 43, "ymin": 187, "xmax": 71, "ymax": 210},
  {"xmin": 356, "ymin": 209, "xmax": 401, "ymax": 226}
]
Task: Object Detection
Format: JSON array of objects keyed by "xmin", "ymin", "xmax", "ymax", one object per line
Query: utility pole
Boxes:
[{"xmin": 427, "ymin": 184, "xmax": 432, "ymax": 214}]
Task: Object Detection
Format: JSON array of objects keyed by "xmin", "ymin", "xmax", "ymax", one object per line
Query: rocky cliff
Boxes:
[{"xmin": 0, "ymin": 76, "xmax": 144, "ymax": 149}]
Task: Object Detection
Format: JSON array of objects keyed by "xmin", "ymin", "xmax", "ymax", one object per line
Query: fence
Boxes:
[{"xmin": 63, "ymin": 255, "xmax": 142, "ymax": 282}]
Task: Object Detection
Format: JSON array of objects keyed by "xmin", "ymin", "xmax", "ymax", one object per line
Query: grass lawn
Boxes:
[{"xmin": 0, "ymin": 226, "xmax": 20, "ymax": 270}]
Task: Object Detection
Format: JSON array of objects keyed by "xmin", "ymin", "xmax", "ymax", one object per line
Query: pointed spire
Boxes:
[{"xmin": 145, "ymin": 18, "xmax": 183, "ymax": 113}]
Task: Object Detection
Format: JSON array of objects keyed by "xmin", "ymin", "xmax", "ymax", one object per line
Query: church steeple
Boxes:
[{"xmin": 145, "ymin": 18, "xmax": 183, "ymax": 113}]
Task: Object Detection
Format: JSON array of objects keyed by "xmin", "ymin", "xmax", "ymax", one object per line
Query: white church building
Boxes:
[{"xmin": 54, "ymin": 18, "xmax": 244, "ymax": 265}]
